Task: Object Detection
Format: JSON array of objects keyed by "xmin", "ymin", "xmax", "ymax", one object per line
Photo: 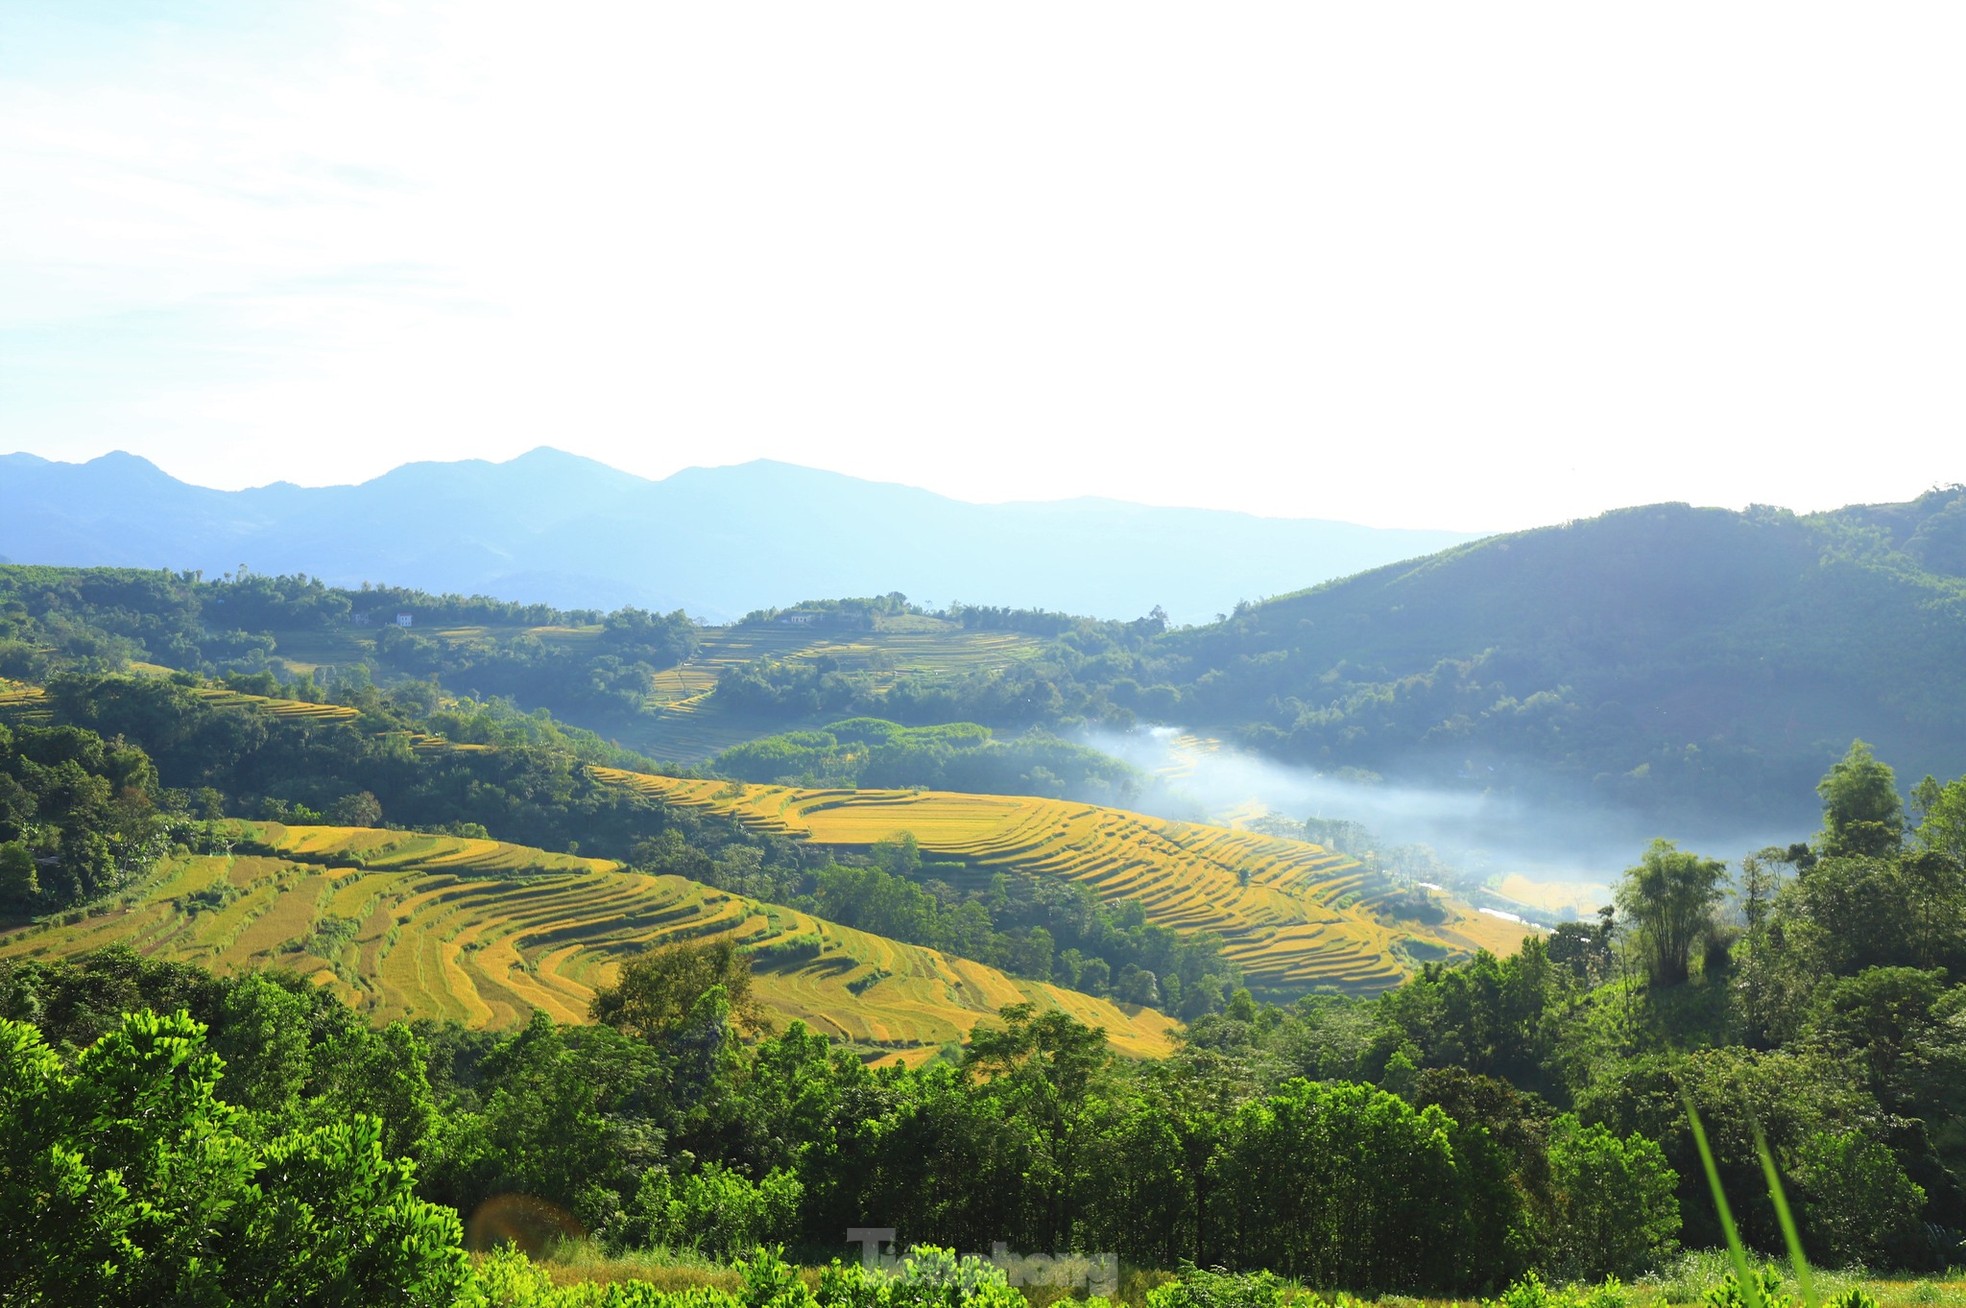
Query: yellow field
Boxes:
[
  {"xmin": 192, "ymin": 688, "xmax": 362, "ymax": 721},
  {"xmin": 1493, "ymin": 873, "xmax": 1612, "ymax": 921},
  {"xmin": 589, "ymin": 772, "xmax": 1529, "ymax": 994},
  {"xmin": 0, "ymin": 682, "xmax": 358, "ymax": 725},
  {"xmin": 0, "ymin": 683, "xmax": 50, "ymax": 723},
  {"xmin": 0, "ymin": 825, "xmax": 1180, "ymax": 1062}
]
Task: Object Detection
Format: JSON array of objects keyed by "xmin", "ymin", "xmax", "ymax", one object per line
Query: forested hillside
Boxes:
[
  {"xmin": 698, "ymin": 492, "xmax": 1966, "ymax": 836},
  {"xmin": 1152, "ymin": 495, "xmax": 1966, "ymax": 828},
  {"xmin": 11, "ymin": 486, "xmax": 1964, "ymax": 840}
]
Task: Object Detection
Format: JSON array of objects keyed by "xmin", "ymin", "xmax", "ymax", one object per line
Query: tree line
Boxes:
[
  {"xmin": 0, "ymin": 564, "xmax": 698, "ymax": 732},
  {"xmin": 0, "ymin": 945, "xmax": 1675, "ymax": 1298}
]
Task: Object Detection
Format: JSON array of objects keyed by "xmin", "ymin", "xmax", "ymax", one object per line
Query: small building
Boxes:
[{"xmin": 396, "ymin": 612, "xmax": 414, "ymax": 628}]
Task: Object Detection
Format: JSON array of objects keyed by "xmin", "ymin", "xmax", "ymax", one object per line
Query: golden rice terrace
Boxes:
[
  {"xmin": 0, "ymin": 825, "xmax": 1179, "ymax": 1065},
  {"xmin": 590, "ymin": 771, "xmax": 1531, "ymax": 993}
]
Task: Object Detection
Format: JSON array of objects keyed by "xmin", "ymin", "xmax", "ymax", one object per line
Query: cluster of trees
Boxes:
[
  {"xmin": 0, "ymin": 945, "xmax": 1047, "ymax": 1305},
  {"xmin": 1185, "ymin": 742, "xmax": 1966, "ymax": 1270},
  {"xmin": 736, "ymin": 593, "xmax": 919, "ymax": 629},
  {"xmin": 0, "ymin": 946, "xmax": 1678, "ymax": 1296},
  {"xmin": 714, "ymin": 718, "xmax": 1142, "ymax": 807},
  {"xmin": 0, "ymin": 721, "xmax": 165, "ymax": 911},
  {"xmin": 1, "ymin": 1003, "xmax": 470, "ymax": 1305},
  {"xmin": 710, "ymin": 616, "xmax": 1170, "ymax": 733},
  {"xmin": 0, "ymin": 564, "xmax": 697, "ymax": 731},
  {"xmin": 33, "ymin": 671, "xmax": 740, "ymax": 864},
  {"xmin": 949, "ymin": 603, "xmax": 1168, "ymax": 641},
  {"xmin": 369, "ymin": 604, "xmax": 698, "ymax": 719}
]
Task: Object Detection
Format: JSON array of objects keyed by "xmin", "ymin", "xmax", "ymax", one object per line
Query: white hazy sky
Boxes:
[{"xmin": 3, "ymin": 2, "xmax": 1962, "ymax": 531}]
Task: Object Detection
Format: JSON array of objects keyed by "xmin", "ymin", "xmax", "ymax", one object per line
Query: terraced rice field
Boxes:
[
  {"xmin": 0, "ymin": 825, "xmax": 1179, "ymax": 1063},
  {"xmin": 629, "ymin": 621, "xmax": 1046, "ymax": 762},
  {"xmin": 0, "ymin": 683, "xmax": 51, "ymax": 723},
  {"xmin": 1153, "ymin": 733, "xmax": 1225, "ymax": 781},
  {"xmin": 0, "ymin": 682, "xmax": 358, "ymax": 725},
  {"xmin": 589, "ymin": 772, "xmax": 1530, "ymax": 994},
  {"xmin": 192, "ymin": 688, "xmax": 362, "ymax": 721}
]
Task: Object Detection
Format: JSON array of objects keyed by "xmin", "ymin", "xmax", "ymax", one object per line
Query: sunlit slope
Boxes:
[
  {"xmin": 590, "ymin": 772, "xmax": 1527, "ymax": 993},
  {"xmin": 0, "ymin": 825, "xmax": 1178, "ymax": 1061},
  {"xmin": 633, "ymin": 621, "xmax": 1045, "ymax": 761},
  {"xmin": 0, "ymin": 682, "xmax": 358, "ymax": 724}
]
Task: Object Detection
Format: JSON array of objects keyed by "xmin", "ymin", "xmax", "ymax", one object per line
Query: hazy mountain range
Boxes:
[{"xmin": 0, "ymin": 448, "xmax": 1478, "ymax": 624}]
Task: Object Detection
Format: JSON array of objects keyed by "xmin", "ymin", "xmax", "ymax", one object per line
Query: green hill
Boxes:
[{"xmin": 1146, "ymin": 492, "xmax": 1966, "ymax": 831}]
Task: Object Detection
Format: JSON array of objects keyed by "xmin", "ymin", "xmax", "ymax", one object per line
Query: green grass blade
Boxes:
[
  {"xmin": 1684, "ymin": 1095, "xmax": 1763, "ymax": 1308},
  {"xmin": 1753, "ymin": 1124, "xmax": 1815, "ymax": 1308}
]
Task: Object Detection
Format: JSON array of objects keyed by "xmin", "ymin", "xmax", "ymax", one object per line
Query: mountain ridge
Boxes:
[{"xmin": 0, "ymin": 447, "xmax": 1481, "ymax": 623}]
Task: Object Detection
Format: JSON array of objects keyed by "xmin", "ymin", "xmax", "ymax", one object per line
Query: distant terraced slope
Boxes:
[
  {"xmin": 633, "ymin": 620, "xmax": 1045, "ymax": 761},
  {"xmin": 0, "ymin": 682, "xmax": 359, "ymax": 725},
  {"xmin": 0, "ymin": 825, "xmax": 1179, "ymax": 1063},
  {"xmin": 589, "ymin": 772, "xmax": 1530, "ymax": 993}
]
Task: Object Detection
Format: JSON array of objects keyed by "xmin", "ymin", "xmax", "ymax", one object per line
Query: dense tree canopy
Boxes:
[{"xmin": 1614, "ymin": 839, "xmax": 1728, "ymax": 988}]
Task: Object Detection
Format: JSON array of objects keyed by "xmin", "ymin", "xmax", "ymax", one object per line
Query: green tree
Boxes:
[
  {"xmin": 1792, "ymin": 1130, "xmax": 1929, "ymax": 1268},
  {"xmin": 1544, "ymin": 1113, "xmax": 1680, "ymax": 1279},
  {"xmin": 308, "ymin": 1019, "xmax": 437, "ymax": 1163},
  {"xmin": 590, "ymin": 938, "xmax": 768, "ymax": 1046},
  {"xmin": 1206, "ymin": 1078, "xmax": 1462, "ymax": 1290},
  {"xmin": 964, "ymin": 1003, "xmax": 1113, "ymax": 1253},
  {"xmin": 1911, "ymin": 772, "xmax": 1966, "ymax": 867},
  {"xmin": 423, "ymin": 1011, "xmax": 637, "ymax": 1231},
  {"xmin": 1615, "ymin": 839, "xmax": 1726, "ymax": 987},
  {"xmin": 0, "ymin": 840, "xmax": 37, "ymax": 907},
  {"xmin": 1572, "ymin": 1045, "xmax": 1876, "ymax": 1253},
  {"xmin": 1734, "ymin": 848, "xmax": 1791, "ymax": 1045},
  {"xmin": 327, "ymin": 790, "xmax": 383, "ymax": 827},
  {"xmin": 210, "ymin": 971, "xmax": 311, "ymax": 1121},
  {"xmin": 0, "ymin": 1009, "xmax": 468, "ymax": 1306},
  {"xmin": 1818, "ymin": 739, "xmax": 1904, "ymax": 858},
  {"xmin": 602, "ymin": 1159, "xmax": 801, "ymax": 1258}
]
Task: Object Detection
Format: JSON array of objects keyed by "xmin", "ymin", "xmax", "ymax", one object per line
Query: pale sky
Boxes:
[{"xmin": 2, "ymin": 2, "xmax": 1962, "ymax": 531}]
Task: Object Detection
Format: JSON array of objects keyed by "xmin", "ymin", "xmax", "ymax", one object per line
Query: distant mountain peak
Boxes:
[
  {"xmin": 0, "ymin": 446, "xmax": 1484, "ymax": 624},
  {"xmin": 78, "ymin": 450, "xmax": 179, "ymax": 489}
]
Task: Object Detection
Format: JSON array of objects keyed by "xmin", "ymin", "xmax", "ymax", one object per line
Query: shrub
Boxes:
[
  {"xmin": 1145, "ymin": 1266, "xmax": 1285, "ymax": 1308},
  {"xmin": 604, "ymin": 1164, "xmax": 802, "ymax": 1260}
]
